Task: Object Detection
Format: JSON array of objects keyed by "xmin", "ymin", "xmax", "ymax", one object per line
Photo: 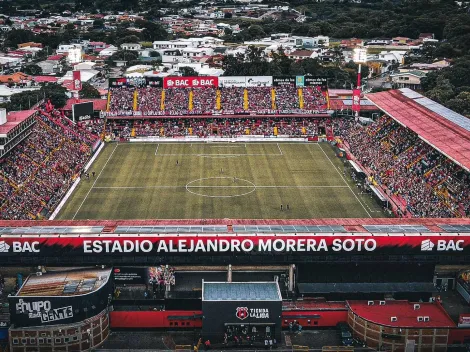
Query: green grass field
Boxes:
[{"xmin": 57, "ymin": 142, "xmax": 387, "ymax": 220}]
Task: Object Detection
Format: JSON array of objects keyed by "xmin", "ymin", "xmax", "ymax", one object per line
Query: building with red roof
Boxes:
[
  {"xmin": 0, "ymin": 110, "xmax": 37, "ymax": 157},
  {"xmin": 347, "ymin": 300, "xmax": 455, "ymax": 351},
  {"xmin": 62, "ymin": 98, "xmax": 108, "ymax": 112},
  {"xmin": 32, "ymin": 76, "xmax": 59, "ymax": 83},
  {"xmin": 47, "ymin": 54, "xmax": 66, "ymax": 62},
  {"xmin": 0, "ymin": 109, "xmax": 36, "ymax": 137}
]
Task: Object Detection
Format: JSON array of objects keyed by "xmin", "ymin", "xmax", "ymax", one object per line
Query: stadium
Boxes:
[{"xmin": 0, "ymin": 75, "xmax": 470, "ymax": 352}]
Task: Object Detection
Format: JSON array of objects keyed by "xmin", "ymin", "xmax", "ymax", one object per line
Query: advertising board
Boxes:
[
  {"xmin": 0, "ymin": 234, "xmax": 468, "ymax": 257},
  {"xmin": 163, "ymin": 76, "xmax": 219, "ymax": 88},
  {"xmin": 72, "ymin": 102, "xmax": 94, "ymax": 122}
]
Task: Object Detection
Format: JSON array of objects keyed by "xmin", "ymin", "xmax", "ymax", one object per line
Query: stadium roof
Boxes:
[
  {"xmin": 0, "ymin": 110, "xmax": 36, "ymax": 136},
  {"xmin": 366, "ymin": 89, "xmax": 470, "ymax": 172},
  {"xmin": 0, "ymin": 218, "xmax": 470, "ymax": 234},
  {"xmin": 17, "ymin": 268, "xmax": 111, "ymax": 297},
  {"xmin": 329, "ymin": 99, "xmax": 378, "ymax": 111},
  {"xmin": 62, "ymin": 98, "xmax": 107, "ymax": 111},
  {"xmin": 202, "ymin": 282, "xmax": 281, "ymax": 301},
  {"xmin": 347, "ymin": 300, "xmax": 455, "ymax": 328}
]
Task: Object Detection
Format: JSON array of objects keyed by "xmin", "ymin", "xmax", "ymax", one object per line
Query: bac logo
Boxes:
[
  {"xmin": 421, "ymin": 239, "xmax": 435, "ymax": 251},
  {"xmin": 236, "ymin": 307, "xmax": 248, "ymax": 320},
  {"xmin": 0, "ymin": 241, "xmax": 10, "ymax": 253},
  {"xmin": 421, "ymin": 239, "xmax": 464, "ymax": 251}
]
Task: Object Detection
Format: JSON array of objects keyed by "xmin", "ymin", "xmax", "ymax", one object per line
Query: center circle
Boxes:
[{"xmin": 185, "ymin": 177, "xmax": 256, "ymax": 198}]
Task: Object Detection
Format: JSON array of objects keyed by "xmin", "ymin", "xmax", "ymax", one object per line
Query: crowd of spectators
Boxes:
[
  {"xmin": 163, "ymin": 88, "xmax": 190, "ymax": 114},
  {"xmin": 137, "ymin": 87, "xmax": 163, "ymax": 115},
  {"xmin": 109, "ymin": 87, "xmax": 134, "ymax": 115},
  {"xmin": 0, "ymin": 109, "xmax": 99, "ymax": 220},
  {"xmin": 220, "ymin": 88, "xmax": 245, "ymax": 113},
  {"xmin": 275, "ymin": 86, "xmax": 299, "ymax": 110},
  {"xmin": 303, "ymin": 86, "xmax": 328, "ymax": 111},
  {"xmin": 107, "ymin": 86, "xmax": 328, "ymax": 115},
  {"xmin": 192, "ymin": 88, "xmax": 217, "ymax": 114},
  {"xmin": 105, "ymin": 117, "xmax": 330, "ymax": 139},
  {"xmin": 248, "ymin": 87, "xmax": 272, "ymax": 111},
  {"xmin": 337, "ymin": 116, "xmax": 470, "ymax": 218}
]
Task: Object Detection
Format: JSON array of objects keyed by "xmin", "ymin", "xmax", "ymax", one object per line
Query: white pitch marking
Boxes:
[
  {"xmin": 316, "ymin": 143, "xmax": 372, "ymax": 218},
  {"xmin": 73, "ymin": 143, "xmax": 119, "ymax": 219},
  {"xmin": 154, "ymin": 144, "xmax": 159, "ymax": 155},
  {"xmin": 277, "ymin": 143, "xmax": 283, "ymax": 155},
  {"xmin": 93, "ymin": 185, "xmax": 349, "ymax": 189}
]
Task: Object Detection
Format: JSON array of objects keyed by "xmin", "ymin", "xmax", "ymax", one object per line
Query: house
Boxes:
[
  {"xmin": 288, "ymin": 50, "xmax": 315, "ymax": 60},
  {"xmin": 157, "ymin": 49, "xmax": 186, "ymax": 64},
  {"xmin": 73, "ymin": 61, "xmax": 96, "ymax": 71},
  {"xmin": 17, "ymin": 42, "xmax": 42, "ymax": 49},
  {"xmin": 56, "ymin": 44, "xmax": 82, "ymax": 54},
  {"xmin": 392, "ymin": 37, "xmax": 412, "ymax": 45},
  {"xmin": 0, "ymin": 72, "xmax": 31, "ymax": 82},
  {"xmin": 340, "ymin": 38, "xmax": 364, "ymax": 49},
  {"xmin": 377, "ymin": 51, "xmax": 406, "ymax": 65},
  {"xmin": 98, "ymin": 45, "xmax": 118, "ymax": 57},
  {"xmin": 87, "ymin": 42, "xmax": 107, "ymax": 52},
  {"xmin": 390, "ymin": 70, "xmax": 426, "ymax": 90},
  {"xmin": 182, "ymin": 47, "xmax": 214, "ymax": 59},
  {"xmin": 37, "ymin": 60, "xmax": 62, "ymax": 74},
  {"xmin": 120, "ymin": 43, "xmax": 142, "ymax": 51}
]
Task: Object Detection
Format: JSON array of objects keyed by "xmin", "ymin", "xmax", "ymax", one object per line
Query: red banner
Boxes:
[
  {"xmin": 0, "ymin": 234, "xmax": 468, "ymax": 256},
  {"xmin": 352, "ymin": 88, "xmax": 361, "ymax": 112},
  {"xmin": 163, "ymin": 76, "xmax": 218, "ymax": 88},
  {"xmin": 72, "ymin": 70, "xmax": 82, "ymax": 91}
]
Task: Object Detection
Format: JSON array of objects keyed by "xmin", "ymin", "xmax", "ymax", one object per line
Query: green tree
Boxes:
[
  {"xmin": 4, "ymin": 29, "xmax": 35, "ymax": 48},
  {"xmin": 426, "ymin": 76, "xmax": 455, "ymax": 104},
  {"xmin": 446, "ymin": 91, "xmax": 470, "ymax": 115},
  {"xmin": 79, "ymin": 82, "xmax": 100, "ymax": 99},
  {"xmin": 135, "ymin": 20, "xmax": 168, "ymax": 42},
  {"xmin": 93, "ymin": 19, "xmax": 104, "ymax": 29},
  {"xmin": 180, "ymin": 67, "xmax": 198, "ymax": 76},
  {"xmin": 41, "ymin": 83, "xmax": 68, "ymax": 108},
  {"xmin": 22, "ymin": 64, "xmax": 43, "ymax": 76}
]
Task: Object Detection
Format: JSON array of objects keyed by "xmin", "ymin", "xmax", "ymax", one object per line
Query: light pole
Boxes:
[{"xmin": 352, "ymin": 47, "xmax": 367, "ymax": 118}]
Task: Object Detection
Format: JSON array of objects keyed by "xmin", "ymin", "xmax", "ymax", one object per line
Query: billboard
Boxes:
[
  {"xmin": 163, "ymin": 76, "xmax": 218, "ymax": 88},
  {"xmin": 72, "ymin": 102, "xmax": 94, "ymax": 122},
  {"xmin": 109, "ymin": 77, "xmax": 128, "ymax": 87},
  {"xmin": 108, "ymin": 77, "xmax": 163, "ymax": 88},
  {"xmin": 273, "ymin": 76, "xmax": 296, "ymax": 86},
  {"xmin": 72, "ymin": 70, "xmax": 82, "ymax": 91},
  {"xmin": 9, "ymin": 279, "xmax": 112, "ymax": 328},
  {"xmin": 245, "ymin": 76, "xmax": 272, "ymax": 87},
  {"xmin": 304, "ymin": 77, "xmax": 328, "ymax": 89},
  {"xmin": 147, "ymin": 77, "xmax": 163, "ymax": 87},
  {"xmin": 0, "ymin": 234, "xmax": 468, "ymax": 257},
  {"xmin": 218, "ymin": 76, "xmax": 246, "ymax": 88}
]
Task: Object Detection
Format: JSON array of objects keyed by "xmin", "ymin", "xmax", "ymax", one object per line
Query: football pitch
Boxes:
[{"xmin": 57, "ymin": 142, "xmax": 387, "ymax": 220}]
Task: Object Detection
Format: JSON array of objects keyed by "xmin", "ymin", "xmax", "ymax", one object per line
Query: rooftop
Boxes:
[
  {"xmin": 17, "ymin": 268, "xmax": 111, "ymax": 297},
  {"xmin": 62, "ymin": 98, "xmax": 107, "ymax": 111},
  {"xmin": 366, "ymin": 89, "xmax": 470, "ymax": 171},
  {"xmin": 202, "ymin": 282, "xmax": 281, "ymax": 301},
  {"xmin": 0, "ymin": 110, "xmax": 36, "ymax": 136},
  {"xmin": 1, "ymin": 218, "xmax": 470, "ymax": 233},
  {"xmin": 347, "ymin": 300, "xmax": 456, "ymax": 328}
]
